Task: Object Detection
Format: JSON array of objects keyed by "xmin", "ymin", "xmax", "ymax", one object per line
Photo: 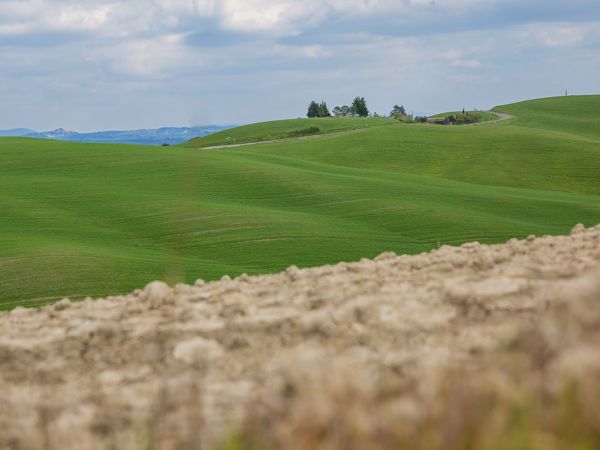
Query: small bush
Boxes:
[
  {"xmin": 455, "ymin": 113, "xmax": 481, "ymax": 125},
  {"xmin": 287, "ymin": 126, "xmax": 321, "ymax": 138}
]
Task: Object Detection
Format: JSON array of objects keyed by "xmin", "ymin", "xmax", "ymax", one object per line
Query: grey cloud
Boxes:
[{"xmin": 0, "ymin": 1, "xmax": 599, "ymax": 131}]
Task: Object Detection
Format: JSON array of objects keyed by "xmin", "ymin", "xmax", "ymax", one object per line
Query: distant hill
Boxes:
[
  {"xmin": 24, "ymin": 125, "xmax": 234, "ymax": 146},
  {"xmin": 0, "ymin": 128, "xmax": 36, "ymax": 137},
  {"xmin": 183, "ymin": 117, "xmax": 394, "ymax": 148}
]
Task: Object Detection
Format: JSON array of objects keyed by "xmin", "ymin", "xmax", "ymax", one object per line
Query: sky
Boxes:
[{"xmin": 1, "ymin": 0, "xmax": 600, "ymax": 132}]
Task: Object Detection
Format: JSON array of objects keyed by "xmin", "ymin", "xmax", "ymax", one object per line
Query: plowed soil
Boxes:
[{"xmin": 1, "ymin": 224, "xmax": 599, "ymax": 450}]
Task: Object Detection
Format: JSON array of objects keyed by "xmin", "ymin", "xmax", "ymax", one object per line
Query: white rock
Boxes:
[
  {"xmin": 54, "ymin": 298, "xmax": 72, "ymax": 311},
  {"xmin": 173, "ymin": 337, "xmax": 224, "ymax": 365},
  {"xmin": 571, "ymin": 223, "xmax": 586, "ymax": 235},
  {"xmin": 140, "ymin": 281, "xmax": 172, "ymax": 307}
]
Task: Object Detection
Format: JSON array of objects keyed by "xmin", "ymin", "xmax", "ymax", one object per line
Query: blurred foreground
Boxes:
[{"xmin": 1, "ymin": 224, "xmax": 599, "ymax": 450}]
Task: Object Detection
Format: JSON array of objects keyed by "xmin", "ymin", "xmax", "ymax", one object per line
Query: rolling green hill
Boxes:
[
  {"xmin": 495, "ymin": 95, "xmax": 600, "ymax": 139},
  {"xmin": 184, "ymin": 116, "xmax": 395, "ymax": 148},
  {"xmin": 1, "ymin": 96, "xmax": 600, "ymax": 308}
]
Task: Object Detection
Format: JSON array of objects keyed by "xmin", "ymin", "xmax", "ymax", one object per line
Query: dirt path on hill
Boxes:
[
  {"xmin": 1, "ymin": 224, "xmax": 599, "ymax": 450},
  {"xmin": 201, "ymin": 111, "xmax": 513, "ymax": 149},
  {"xmin": 200, "ymin": 126, "xmax": 374, "ymax": 150},
  {"xmin": 485, "ymin": 110, "xmax": 513, "ymax": 123},
  {"xmin": 491, "ymin": 111, "xmax": 513, "ymax": 121}
]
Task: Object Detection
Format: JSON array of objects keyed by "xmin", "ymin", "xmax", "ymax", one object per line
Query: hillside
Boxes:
[
  {"xmin": 1, "ymin": 225, "xmax": 599, "ymax": 449},
  {"xmin": 1, "ymin": 96, "xmax": 600, "ymax": 308},
  {"xmin": 183, "ymin": 116, "xmax": 395, "ymax": 148},
  {"xmin": 495, "ymin": 95, "xmax": 600, "ymax": 139}
]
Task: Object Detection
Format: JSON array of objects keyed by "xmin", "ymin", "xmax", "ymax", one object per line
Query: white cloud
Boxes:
[
  {"xmin": 92, "ymin": 34, "xmax": 201, "ymax": 77},
  {"xmin": 538, "ymin": 26, "xmax": 585, "ymax": 47},
  {"xmin": 511, "ymin": 22, "xmax": 598, "ymax": 51},
  {"xmin": 53, "ymin": 5, "xmax": 113, "ymax": 31},
  {"xmin": 451, "ymin": 59, "xmax": 482, "ymax": 68},
  {"xmin": 0, "ymin": 0, "xmax": 597, "ymax": 41},
  {"xmin": 445, "ymin": 49, "xmax": 482, "ymax": 69},
  {"xmin": 0, "ymin": 0, "xmax": 500, "ymax": 38},
  {"xmin": 0, "ymin": 23, "xmax": 30, "ymax": 36}
]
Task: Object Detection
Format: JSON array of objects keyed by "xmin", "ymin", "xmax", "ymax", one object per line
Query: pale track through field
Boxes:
[{"xmin": 200, "ymin": 111, "xmax": 513, "ymax": 150}]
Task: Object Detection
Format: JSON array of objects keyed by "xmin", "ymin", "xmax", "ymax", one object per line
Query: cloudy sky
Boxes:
[{"xmin": 1, "ymin": 0, "xmax": 600, "ymax": 131}]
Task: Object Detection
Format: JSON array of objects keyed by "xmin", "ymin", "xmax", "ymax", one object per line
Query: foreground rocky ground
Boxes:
[{"xmin": 1, "ymin": 225, "xmax": 599, "ymax": 450}]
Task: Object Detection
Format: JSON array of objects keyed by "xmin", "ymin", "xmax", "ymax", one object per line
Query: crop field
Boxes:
[{"xmin": 1, "ymin": 95, "xmax": 599, "ymax": 308}]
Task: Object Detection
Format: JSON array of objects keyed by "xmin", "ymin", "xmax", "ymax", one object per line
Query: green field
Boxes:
[
  {"xmin": 184, "ymin": 116, "xmax": 395, "ymax": 148},
  {"xmin": 495, "ymin": 95, "xmax": 600, "ymax": 139},
  {"xmin": 1, "ymin": 96, "xmax": 600, "ymax": 308}
]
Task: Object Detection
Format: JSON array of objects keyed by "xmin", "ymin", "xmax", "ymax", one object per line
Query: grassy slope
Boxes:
[
  {"xmin": 1, "ymin": 96, "xmax": 600, "ymax": 308},
  {"xmin": 495, "ymin": 95, "xmax": 600, "ymax": 139},
  {"xmin": 183, "ymin": 116, "xmax": 394, "ymax": 148}
]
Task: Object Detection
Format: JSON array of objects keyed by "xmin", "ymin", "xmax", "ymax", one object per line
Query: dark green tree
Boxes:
[
  {"xmin": 307, "ymin": 101, "xmax": 320, "ymax": 118},
  {"xmin": 390, "ymin": 105, "xmax": 407, "ymax": 118},
  {"xmin": 318, "ymin": 101, "xmax": 331, "ymax": 117},
  {"xmin": 333, "ymin": 105, "xmax": 352, "ymax": 117},
  {"xmin": 352, "ymin": 97, "xmax": 369, "ymax": 117}
]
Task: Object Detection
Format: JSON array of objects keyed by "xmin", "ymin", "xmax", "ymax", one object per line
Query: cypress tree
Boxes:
[
  {"xmin": 307, "ymin": 101, "xmax": 320, "ymax": 118},
  {"xmin": 318, "ymin": 101, "xmax": 331, "ymax": 117},
  {"xmin": 352, "ymin": 97, "xmax": 369, "ymax": 117}
]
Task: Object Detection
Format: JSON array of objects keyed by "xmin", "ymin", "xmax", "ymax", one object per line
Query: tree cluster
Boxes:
[
  {"xmin": 389, "ymin": 104, "xmax": 417, "ymax": 123},
  {"xmin": 319, "ymin": 97, "xmax": 370, "ymax": 118},
  {"xmin": 389, "ymin": 105, "xmax": 407, "ymax": 119},
  {"xmin": 307, "ymin": 101, "xmax": 331, "ymax": 118},
  {"xmin": 332, "ymin": 105, "xmax": 353, "ymax": 117},
  {"xmin": 308, "ymin": 97, "xmax": 418, "ymax": 123}
]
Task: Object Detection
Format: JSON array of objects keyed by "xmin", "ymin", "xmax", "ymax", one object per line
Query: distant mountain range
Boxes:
[
  {"xmin": 0, "ymin": 125, "xmax": 233, "ymax": 145},
  {"xmin": 0, "ymin": 128, "xmax": 36, "ymax": 137}
]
